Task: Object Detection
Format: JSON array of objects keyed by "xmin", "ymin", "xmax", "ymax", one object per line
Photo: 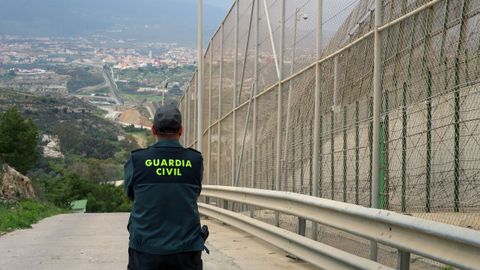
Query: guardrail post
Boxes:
[
  {"xmin": 298, "ymin": 217, "xmax": 306, "ymax": 237},
  {"xmin": 397, "ymin": 250, "xmax": 410, "ymax": 270},
  {"xmin": 371, "ymin": 0, "xmax": 383, "ymax": 261}
]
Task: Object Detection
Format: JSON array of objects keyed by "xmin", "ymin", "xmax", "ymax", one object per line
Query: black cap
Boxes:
[{"xmin": 153, "ymin": 105, "xmax": 182, "ymax": 133}]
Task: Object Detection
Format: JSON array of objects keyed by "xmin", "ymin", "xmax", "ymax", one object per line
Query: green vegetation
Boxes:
[
  {"xmin": 33, "ymin": 173, "xmax": 130, "ymax": 213},
  {"xmin": 115, "ymin": 65, "xmax": 192, "ymax": 103},
  {"xmin": 53, "ymin": 121, "xmax": 118, "ymax": 160},
  {"xmin": 54, "ymin": 66, "xmax": 104, "ymax": 92},
  {"xmin": 95, "ymin": 87, "xmax": 110, "ymax": 94},
  {"xmin": 0, "ymin": 200, "xmax": 64, "ymax": 233},
  {"xmin": 0, "ymin": 90, "xmax": 138, "ymax": 161},
  {"xmin": 0, "ymin": 69, "xmax": 17, "ymax": 79},
  {"xmin": 123, "ymin": 125, "xmax": 154, "ymax": 148},
  {"xmin": 117, "ymin": 65, "xmax": 193, "ymax": 88},
  {"xmin": 0, "ymin": 90, "xmax": 138, "ymax": 231},
  {"xmin": 0, "ymin": 107, "xmax": 39, "ymax": 174},
  {"xmin": 122, "ymin": 92, "xmax": 178, "ymax": 105}
]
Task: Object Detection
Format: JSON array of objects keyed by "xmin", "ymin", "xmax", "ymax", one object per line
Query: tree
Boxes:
[
  {"xmin": 170, "ymin": 85, "xmax": 182, "ymax": 95},
  {"xmin": 0, "ymin": 107, "xmax": 39, "ymax": 174},
  {"xmin": 8, "ymin": 69, "xmax": 16, "ymax": 77}
]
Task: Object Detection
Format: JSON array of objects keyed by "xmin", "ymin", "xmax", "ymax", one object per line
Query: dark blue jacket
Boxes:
[{"xmin": 124, "ymin": 139, "xmax": 204, "ymax": 255}]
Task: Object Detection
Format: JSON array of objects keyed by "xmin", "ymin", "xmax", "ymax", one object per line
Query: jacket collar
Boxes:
[{"xmin": 151, "ymin": 139, "xmax": 183, "ymax": 148}]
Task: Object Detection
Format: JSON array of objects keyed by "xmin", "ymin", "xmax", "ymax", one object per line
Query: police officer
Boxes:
[{"xmin": 124, "ymin": 105, "xmax": 204, "ymax": 270}]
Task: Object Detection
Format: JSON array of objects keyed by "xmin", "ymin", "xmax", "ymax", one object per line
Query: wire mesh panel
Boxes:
[
  {"xmin": 380, "ymin": 0, "xmax": 480, "ymax": 216},
  {"xmin": 255, "ymin": 88, "xmax": 277, "ymax": 190},
  {"xmin": 210, "ymin": 31, "xmax": 221, "ymax": 125},
  {"xmin": 282, "ymin": 66, "xmax": 315, "ymax": 194},
  {"xmin": 179, "ymin": 0, "xmax": 480, "ymax": 268},
  {"xmin": 237, "ymin": 0, "xmax": 257, "ymax": 105},
  {"xmin": 222, "ymin": 5, "xmax": 236, "ymax": 116}
]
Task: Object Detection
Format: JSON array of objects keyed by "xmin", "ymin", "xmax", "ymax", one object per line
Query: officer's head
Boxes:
[{"xmin": 152, "ymin": 104, "xmax": 183, "ymax": 140}]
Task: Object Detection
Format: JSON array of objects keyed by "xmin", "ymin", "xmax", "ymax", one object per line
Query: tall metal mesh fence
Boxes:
[{"xmin": 179, "ymin": 0, "xmax": 480, "ymax": 268}]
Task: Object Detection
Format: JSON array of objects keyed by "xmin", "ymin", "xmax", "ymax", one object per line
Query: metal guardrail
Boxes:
[
  {"xmin": 199, "ymin": 203, "xmax": 393, "ymax": 270},
  {"xmin": 200, "ymin": 186, "xmax": 480, "ymax": 270}
]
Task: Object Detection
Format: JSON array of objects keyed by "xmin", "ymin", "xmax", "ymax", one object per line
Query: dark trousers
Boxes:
[{"xmin": 128, "ymin": 248, "xmax": 202, "ymax": 270}]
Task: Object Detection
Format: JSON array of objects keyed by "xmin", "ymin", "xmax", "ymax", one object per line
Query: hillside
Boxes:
[{"xmin": 0, "ymin": 89, "xmax": 139, "ymax": 165}]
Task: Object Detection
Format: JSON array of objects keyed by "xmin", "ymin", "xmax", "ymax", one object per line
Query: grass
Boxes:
[
  {"xmin": 0, "ymin": 200, "xmax": 65, "ymax": 233},
  {"xmin": 95, "ymin": 87, "xmax": 111, "ymax": 94}
]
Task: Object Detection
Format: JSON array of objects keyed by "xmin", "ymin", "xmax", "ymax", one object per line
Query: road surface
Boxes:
[
  {"xmin": 102, "ymin": 66, "xmax": 123, "ymax": 105},
  {"xmin": 0, "ymin": 213, "xmax": 316, "ymax": 270}
]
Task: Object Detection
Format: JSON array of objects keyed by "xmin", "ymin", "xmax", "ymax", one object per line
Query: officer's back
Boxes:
[{"xmin": 124, "ymin": 105, "xmax": 204, "ymax": 270}]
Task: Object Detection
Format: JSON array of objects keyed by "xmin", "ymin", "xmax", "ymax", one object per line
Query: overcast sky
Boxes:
[
  {"xmin": 200, "ymin": 0, "xmax": 360, "ymax": 31},
  {"xmin": 201, "ymin": 0, "xmax": 359, "ymax": 13},
  {"xmin": 199, "ymin": 0, "xmax": 360, "ymax": 38}
]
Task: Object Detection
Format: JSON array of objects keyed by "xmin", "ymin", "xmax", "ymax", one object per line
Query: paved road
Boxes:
[
  {"xmin": 102, "ymin": 66, "xmax": 123, "ymax": 105},
  {"xmin": 0, "ymin": 214, "xmax": 316, "ymax": 270}
]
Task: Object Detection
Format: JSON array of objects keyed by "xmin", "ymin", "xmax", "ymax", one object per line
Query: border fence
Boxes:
[{"xmin": 178, "ymin": 0, "xmax": 480, "ymax": 268}]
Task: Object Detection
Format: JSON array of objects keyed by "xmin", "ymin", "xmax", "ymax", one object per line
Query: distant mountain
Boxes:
[{"xmin": 0, "ymin": 0, "xmax": 227, "ymax": 46}]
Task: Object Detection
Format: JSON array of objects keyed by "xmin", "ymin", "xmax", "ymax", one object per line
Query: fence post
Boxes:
[
  {"xmin": 184, "ymin": 94, "xmax": 188, "ymax": 146},
  {"xmin": 232, "ymin": 0, "xmax": 239, "ymax": 190},
  {"xmin": 274, "ymin": 0, "xmax": 285, "ymax": 227},
  {"xmin": 219, "ymin": 23, "xmax": 225, "ymax": 208},
  {"xmin": 401, "ymin": 83, "xmax": 408, "ymax": 212},
  {"xmin": 194, "ymin": 74, "xmax": 198, "ymax": 148},
  {"xmin": 250, "ymin": 0, "xmax": 260, "ymax": 218},
  {"xmin": 421, "ymin": 5, "xmax": 433, "ymax": 213},
  {"xmin": 426, "ymin": 71, "xmax": 432, "ymax": 212},
  {"xmin": 197, "ymin": 0, "xmax": 204, "ymax": 153},
  {"xmin": 371, "ymin": 0, "xmax": 384, "ymax": 261},
  {"xmin": 207, "ymin": 43, "xmax": 213, "ymax": 187},
  {"xmin": 331, "ymin": 55, "xmax": 339, "ymax": 201},
  {"xmin": 355, "ymin": 101, "xmax": 360, "ymax": 204},
  {"xmin": 292, "ymin": 115, "xmax": 297, "ymax": 192},
  {"xmin": 453, "ymin": 0, "xmax": 469, "ymax": 212},
  {"xmin": 311, "ymin": 0, "xmax": 323, "ymax": 240},
  {"xmin": 185, "ymin": 86, "xmax": 190, "ymax": 146},
  {"xmin": 301, "ymin": 119, "xmax": 305, "ymax": 193},
  {"xmin": 330, "ymin": 110, "xmax": 335, "ymax": 200},
  {"xmin": 343, "ymin": 106, "xmax": 347, "ymax": 202}
]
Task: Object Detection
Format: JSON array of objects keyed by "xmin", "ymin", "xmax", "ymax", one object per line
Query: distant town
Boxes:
[
  {"xmin": 0, "ymin": 35, "xmax": 196, "ymax": 131},
  {"xmin": 0, "ymin": 35, "xmax": 196, "ymax": 68}
]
